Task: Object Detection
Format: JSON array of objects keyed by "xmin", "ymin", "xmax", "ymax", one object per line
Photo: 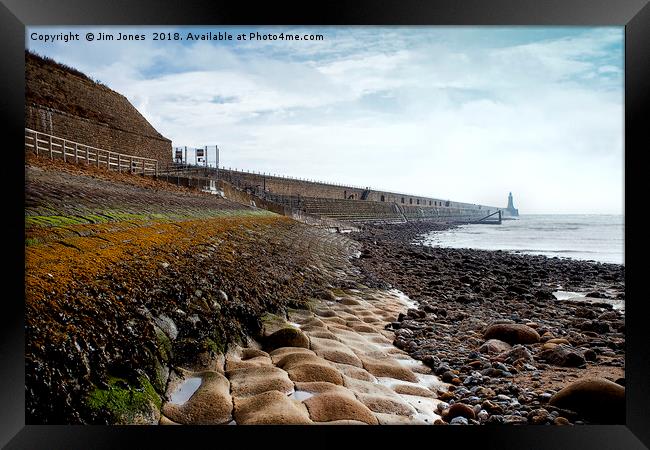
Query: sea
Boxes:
[{"xmin": 419, "ymin": 214, "xmax": 624, "ymax": 266}]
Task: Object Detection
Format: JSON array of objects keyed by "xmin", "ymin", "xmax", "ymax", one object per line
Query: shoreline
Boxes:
[
  {"xmin": 415, "ymin": 217, "xmax": 625, "ymax": 267},
  {"xmin": 350, "ymin": 221, "xmax": 625, "ymax": 424}
]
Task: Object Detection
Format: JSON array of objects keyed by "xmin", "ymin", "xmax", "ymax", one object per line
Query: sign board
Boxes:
[
  {"xmin": 196, "ymin": 148, "xmax": 205, "ymax": 157},
  {"xmin": 175, "ymin": 149, "xmax": 183, "ymax": 159}
]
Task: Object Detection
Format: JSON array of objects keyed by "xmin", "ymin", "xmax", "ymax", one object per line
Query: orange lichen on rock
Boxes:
[{"xmin": 26, "ymin": 214, "xmax": 289, "ymax": 304}]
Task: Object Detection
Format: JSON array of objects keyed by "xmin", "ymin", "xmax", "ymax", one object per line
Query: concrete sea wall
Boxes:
[
  {"xmin": 218, "ymin": 168, "xmax": 494, "ymax": 211},
  {"xmin": 217, "ymin": 168, "xmax": 501, "ymax": 223}
]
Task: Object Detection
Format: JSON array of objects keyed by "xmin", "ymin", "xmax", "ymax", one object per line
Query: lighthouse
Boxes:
[{"xmin": 505, "ymin": 192, "xmax": 519, "ymax": 217}]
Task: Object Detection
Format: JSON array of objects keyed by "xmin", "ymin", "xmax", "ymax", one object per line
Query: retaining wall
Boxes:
[{"xmin": 25, "ymin": 51, "xmax": 172, "ymax": 164}]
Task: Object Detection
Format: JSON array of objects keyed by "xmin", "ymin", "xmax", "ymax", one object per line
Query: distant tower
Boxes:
[{"xmin": 505, "ymin": 192, "xmax": 519, "ymax": 217}]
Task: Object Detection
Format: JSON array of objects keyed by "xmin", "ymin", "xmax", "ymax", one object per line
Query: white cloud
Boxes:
[{"xmin": 27, "ymin": 26, "xmax": 624, "ymax": 213}]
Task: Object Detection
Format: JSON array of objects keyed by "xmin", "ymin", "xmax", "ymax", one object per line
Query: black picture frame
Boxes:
[{"xmin": 1, "ymin": 0, "xmax": 647, "ymax": 448}]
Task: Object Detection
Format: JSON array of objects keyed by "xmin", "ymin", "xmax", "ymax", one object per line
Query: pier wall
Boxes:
[{"xmin": 218, "ymin": 168, "xmax": 500, "ymax": 214}]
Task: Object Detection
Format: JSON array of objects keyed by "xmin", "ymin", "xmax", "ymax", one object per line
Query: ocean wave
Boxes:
[
  {"xmin": 424, "ymin": 215, "xmax": 623, "ymax": 264},
  {"xmin": 523, "ymin": 226, "xmax": 581, "ymax": 231},
  {"xmin": 514, "ymin": 249, "xmax": 594, "ymax": 254}
]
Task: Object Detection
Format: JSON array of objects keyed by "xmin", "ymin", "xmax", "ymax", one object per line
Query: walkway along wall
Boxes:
[
  {"xmin": 217, "ymin": 167, "xmax": 501, "ymax": 217},
  {"xmin": 158, "ymin": 165, "xmax": 502, "ymax": 224}
]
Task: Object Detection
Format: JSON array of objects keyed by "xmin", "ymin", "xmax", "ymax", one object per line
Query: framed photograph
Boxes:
[{"xmin": 2, "ymin": 0, "xmax": 647, "ymax": 448}]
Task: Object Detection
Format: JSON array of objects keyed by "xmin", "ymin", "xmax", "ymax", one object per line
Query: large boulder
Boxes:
[
  {"xmin": 227, "ymin": 365, "xmax": 294, "ymax": 397},
  {"xmin": 162, "ymin": 371, "xmax": 232, "ymax": 425},
  {"xmin": 446, "ymin": 402, "xmax": 476, "ymax": 420},
  {"xmin": 303, "ymin": 392, "xmax": 379, "ymax": 424},
  {"xmin": 495, "ymin": 345, "xmax": 533, "ymax": 364},
  {"xmin": 263, "ymin": 327, "xmax": 310, "ymax": 351},
  {"xmin": 358, "ymin": 356, "xmax": 419, "ymax": 383},
  {"xmin": 233, "ymin": 390, "xmax": 312, "ymax": 424},
  {"xmin": 355, "ymin": 393, "xmax": 415, "ymax": 416},
  {"xmin": 549, "ymin": 378, "xmax": 625, "ymax": 423},
  {"xmin": 537, "ymin": 344, "xmax": 586, "ymax": 367},
  {"xmin": 483, "ymin": 323, "xmax": 540, "ymax": 345},
  {"xmin": 286, "ymin": 363, "xmax": 345, "ymax": 385},
  {"xmin": 479, "ymin": 339, "xmax": 512, "ymax": 355}
]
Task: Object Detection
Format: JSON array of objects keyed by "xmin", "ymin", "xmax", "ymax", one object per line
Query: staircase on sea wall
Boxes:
[
  {"xmin": 301, "ymin": 197, "xmax": 405, "ymax": 224},
  {"xmin": 262, "ymin": 194, "xmax": 492, "ymax": 225}
]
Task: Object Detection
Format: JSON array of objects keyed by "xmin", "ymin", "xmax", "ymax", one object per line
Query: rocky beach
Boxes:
[
  {"xmin": 25, "ymin": 154, "xmax": 625, "ymax": 425},
  {"xmin": 352, "ymin": 221, "xmax": 625, "ymax": 425}
]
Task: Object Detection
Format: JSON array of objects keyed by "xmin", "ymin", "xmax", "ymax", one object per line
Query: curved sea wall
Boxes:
[
  {"xmin": 24, "ymin": 154, "xmax": 360, "ymax": 424},
  {"xmin": 154, "ymin": 166, "xmax": 500, "ymax": 225},
  {"xmin": 25, "ymin": 154, "xmax": 449, "ymax": 426}
]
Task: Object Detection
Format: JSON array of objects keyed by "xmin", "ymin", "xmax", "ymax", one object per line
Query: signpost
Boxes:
[
  {"xmin": 173, "ymin": 143, "xmax": 220, "ymax": 180},
  {"xmin": 215, "ymin": 145, "xmax": 219, "ymax": 180}
]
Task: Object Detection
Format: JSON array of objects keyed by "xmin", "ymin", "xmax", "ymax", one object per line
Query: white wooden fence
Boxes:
[{"xmin": 24, "ymin": 128, "xmax": 158, "ymax": 176}]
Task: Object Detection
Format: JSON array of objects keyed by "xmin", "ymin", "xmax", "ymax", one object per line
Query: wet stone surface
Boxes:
[{"xmin": 160, "ymin": 287, "xmax": 448, "ymax": 425}]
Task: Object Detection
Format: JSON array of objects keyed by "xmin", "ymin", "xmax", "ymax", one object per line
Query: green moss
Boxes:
[
  {"xmin": 154, "ymin": 326, "xmax": 172, "ymax": 363},
  {"xmin": 261, "ymin": 312, "xmax": 278, "ymax": 322},
  {"xmin": 86, "ymin": 375, "xmax": 161, "ymax": 424},
  {"xmin": 261, "ymin": 312, "xmax": 287, "ymax": 325},
  {"xmin": 302, "ymin": 298, "xmax": 321, "ymax": 312},
  {"xmin": 203, "ymin": 334, "xmax": 226, "ymax": 355},
  {"xmin": 260, "ymin": 312, "xmax": 291, "ymax": 332},
  {"xmin": 106, "ymin": 212, "xmax": 149, "ymax": 222},
  {"xmin": 25, "ymin": 215, "xmax": 87, "ymax": 227},
  {"xmin": 152, "ymin": 357, "xmax": 169, "ymax": 394},
  {"xmin": 80, "ymin": 214, "xmax": 108, "ymax": 224},
  {"xmin": 25, "ymin": 211, "xmax": 167, "ymax": 228},
  {"xmin": 25, "ymin": 206, "xmax": 276, "ymax": 230},
  {"xmin": 25, "ymin": 237, "xmax": 41, "ymax": 247}
]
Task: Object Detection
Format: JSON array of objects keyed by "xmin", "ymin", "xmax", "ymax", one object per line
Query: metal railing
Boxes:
[{"xmin": 25, "ymin": 128, "xmax": 159, "ymax": 176}]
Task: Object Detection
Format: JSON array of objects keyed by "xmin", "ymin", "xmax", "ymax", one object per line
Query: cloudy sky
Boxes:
[{"xmin": 27, "ymin": 26, "xmax": 624, "ymax": 214}]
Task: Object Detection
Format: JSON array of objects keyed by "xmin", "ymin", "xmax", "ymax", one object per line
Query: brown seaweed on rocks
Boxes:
[{"xmin": 25, "ymin": 156, "xmax": 357, "ymax": 424}]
